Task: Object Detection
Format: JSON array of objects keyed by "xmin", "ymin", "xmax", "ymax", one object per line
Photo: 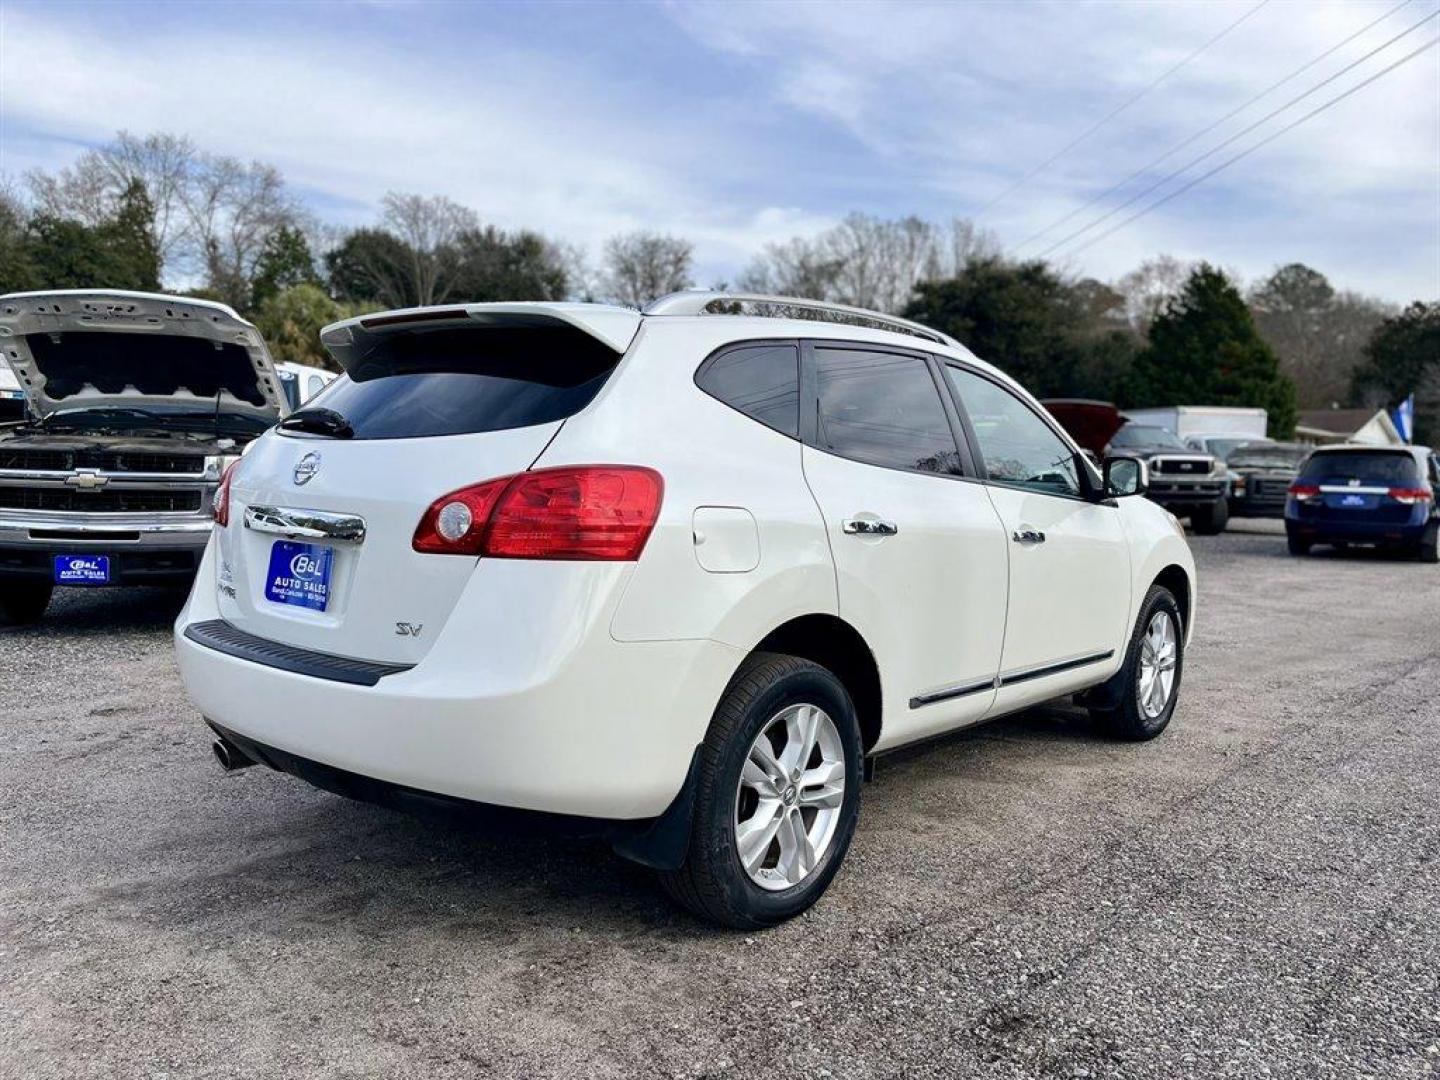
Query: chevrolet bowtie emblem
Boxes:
[{"xmin": 65, "ymin": 470, "xmax": 109, "ymax": 490}]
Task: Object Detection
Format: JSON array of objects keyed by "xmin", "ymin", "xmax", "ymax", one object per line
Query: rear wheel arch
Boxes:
[{"xmin": 743, "ymin": 614, "xmax": 883, "ymax": 754}]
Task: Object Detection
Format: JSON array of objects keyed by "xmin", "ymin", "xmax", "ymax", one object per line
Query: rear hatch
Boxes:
[
  {"xmin": 1296, "ymin": 448, "xmax": 1425, "ymax": 523},
  {"xmin": 0, "ymin": 290, "xmax": 285, "ymax": 424},
  {"xmin": 214, "ymin": 303, "xmax": 640, "ymax": 665}
]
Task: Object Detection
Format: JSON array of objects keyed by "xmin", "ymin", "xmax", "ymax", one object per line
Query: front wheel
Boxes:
[
  {"xmin": 0, "ymin": 580, "xmax": 53, "ymax": 625},
  {"xmin": 1089, "ymin": 585, "xmax": 1184, "ymax": 741},
  {"xmin": 659, "ymin": 653, "xmax": 862, "ymax": 929}
]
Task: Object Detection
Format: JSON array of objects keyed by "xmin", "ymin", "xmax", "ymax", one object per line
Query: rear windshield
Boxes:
[
  {"xmin": 1228, "ymin": 444, "xmax": 1307, "ymax": 468},
  {"xmin": 304, "ymin": 325, "xmax": 619, "ymax": 440},
  {"xmin": 1299, "ymin": 451, "xmax": 1419, "ymax": 486}
]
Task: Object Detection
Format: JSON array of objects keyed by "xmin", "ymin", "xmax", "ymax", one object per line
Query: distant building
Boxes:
[{"xmin": 1294, "ymin": 408, "xmax": 1404, "ymax": 447}]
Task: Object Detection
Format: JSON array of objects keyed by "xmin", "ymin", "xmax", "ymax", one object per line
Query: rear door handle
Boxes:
[
  {"xmin": 843, "ymin": 517, "xmax": 899, "ymax": 537},
  {"xmin": 1012, "ymin": 527, "xmax": 1046, "ymax": 544}
]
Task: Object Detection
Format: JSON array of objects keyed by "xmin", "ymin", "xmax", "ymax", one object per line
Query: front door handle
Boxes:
[
  {"xmin": 843, "ymin": 517, "xmax": 899, "ymax": 537},
  {"xmin": 1012, "ymin": 527, "xmax": 1046, "ymax": 544}
]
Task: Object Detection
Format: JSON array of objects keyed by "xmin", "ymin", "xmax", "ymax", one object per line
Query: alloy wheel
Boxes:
[
  {"xmin": 734, "ymin": 703, "xmax": 846, "ymax": 891},
  {"xmin": 1137, "ymin": 611, "xmax": 1179, "ymax": 719}
]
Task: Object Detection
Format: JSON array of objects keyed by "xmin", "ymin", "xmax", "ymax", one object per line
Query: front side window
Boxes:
[
  {"xmin": 695, "ymin": 342, "xmax": 799, "ymax": 438},
  {"xmin": 945, "ymin": 366, "xmax": 1080, "ymax": 497},
  {"xmin": 814, "ymin": 348, "xmax": 961, "ymax": 476}
]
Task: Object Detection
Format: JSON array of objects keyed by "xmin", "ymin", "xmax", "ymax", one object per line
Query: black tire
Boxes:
[
  {"xmin": 659, "ymin": 652, "xmax": 863, "ymax": 929},
  {"xmin": 1089, "ymin": 585, "xmax": 1184, "ymax": 741},
  {"xmin": 0, "ymin": 580, "xmax": 52, "ymax": 626},
  {"xmin": 1190, "ymin": 497, "xmax": 1229, "ymax": 535},
  {"xmin": 1418, "ymin": 523, "xmax": 1439, "ymax": 564},
  {"xmin": 1287, "ymin": 531, "xmax": 1311, "ymax": 556}
]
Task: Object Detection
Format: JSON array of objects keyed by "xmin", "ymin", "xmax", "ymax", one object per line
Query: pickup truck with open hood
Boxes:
[{"xmin": 0, "ymin": 290, "xmax": 286, "ymax": 623}]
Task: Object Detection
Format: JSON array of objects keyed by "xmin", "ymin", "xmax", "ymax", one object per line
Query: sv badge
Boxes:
[{"xmin": 395, "ymin": 622, "xmax": 424, "ymax": 638}]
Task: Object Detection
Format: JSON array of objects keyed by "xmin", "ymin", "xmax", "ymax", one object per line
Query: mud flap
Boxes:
[{"xmin": 609, "ymin": 745, "xmax": 703, "ymax": 871}]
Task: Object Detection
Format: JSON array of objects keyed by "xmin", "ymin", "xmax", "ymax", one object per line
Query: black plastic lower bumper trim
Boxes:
[{"xmin": 183, "ymin": 619, "xmax": 412, "ymax": 686}]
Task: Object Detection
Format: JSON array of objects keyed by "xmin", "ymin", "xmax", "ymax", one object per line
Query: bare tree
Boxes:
[
  {"xmin": 739, "ymin": 214, "xmax": 999, "ymax": 314},
  {"xmin": 27, "ymin": 131, "xmax": 197, "ymax": 271},
  {"xmin": 1249, "ymin": 263, "xmax": 1393, "ymax": 409},
  {"xmin": 1115, "ymin": 255, "xmax": 1192, "ymax": 338},
  {"xmin": 601, "ymin": 231, "xmax": 694, "ymax": 307},
  {"xmin": 183, "ymin": 156, "xmax": 299, "ymax": 309},
  {"xmin": 737, "ymin": 236, "xmax": 842, "ymax": 300},
  {"xmin": 380, "ymin": 192, "xmax": 478, "ymax": 307}
]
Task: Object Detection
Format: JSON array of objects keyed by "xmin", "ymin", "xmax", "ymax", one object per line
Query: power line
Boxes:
[
  {"xmin": 1014, "ymin": 0, "xmax": 1416, "ymax": 252},
  {"xmin": 1054, "ymin": 34, "xmax": 1440, "ymax": 260},
  {"xmin": 975, "ymin": 0, "xmax": 1271, "ymax": 218},
  {"xmin": 1037, "ymin": 6, "xmax": 1440, "ymax": 259}
]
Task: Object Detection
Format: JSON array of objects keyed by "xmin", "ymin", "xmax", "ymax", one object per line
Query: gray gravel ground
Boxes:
[{"xmin": 2, "ymin": 519, "xmax": 1438, "ymax": 1079}]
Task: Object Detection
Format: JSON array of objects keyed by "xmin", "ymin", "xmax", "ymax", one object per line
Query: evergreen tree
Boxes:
[
  {"xmin": 251, "ymin": 225, "xmax": 319, "ymax": 308},
  {"xmin": 1125, "ymin": 264, "xmax": 1297, "ymax": 437},
  {"xmin": 904, "ymin": 258, "xmax": 1138, "ymax": 399},
  {"xmin": 97, "ymin": 179, "xmax": 162, "ymax": 291},
  {"xmin": 1351, "ymin": 302, "xmax": 1440, "ymax": 444}
]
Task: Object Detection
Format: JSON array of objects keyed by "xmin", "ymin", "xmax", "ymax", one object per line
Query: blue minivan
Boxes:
[{"xmin": 1286, "ymin": 445, "xmax": 1438, "ymax": 561}]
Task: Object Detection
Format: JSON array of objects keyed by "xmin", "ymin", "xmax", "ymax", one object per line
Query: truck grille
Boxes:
[
  {"xmin": 1151, "ymin": 457, "xmax": 1214, "ymax": 475},
  {"xmin": 0, "ymin": 448, "xmax": 205, "ymax": 474},
  {"xmin": 0, "ymin": 488, "xmax": 204, "ymax": 513}
]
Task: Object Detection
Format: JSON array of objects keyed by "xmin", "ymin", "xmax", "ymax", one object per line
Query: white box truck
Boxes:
[{"xmin": 1124, "ymin": 406, "xmax": 1269, "ymax": 460}]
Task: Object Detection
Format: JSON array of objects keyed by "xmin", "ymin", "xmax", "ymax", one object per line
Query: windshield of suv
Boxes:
[
  {"xmin": 1111, "ymin": 424, "xmax": 1188, "ymax": 450},
  {"xmin": 1299, "ymin": 450, "xmax": 1419, "ymax": 486}
]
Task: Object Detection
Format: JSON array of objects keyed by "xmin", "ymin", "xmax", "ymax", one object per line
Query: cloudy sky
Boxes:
[{"xmin": 1, "ymin": 0, "xmax": 1436, "ymax": 301}]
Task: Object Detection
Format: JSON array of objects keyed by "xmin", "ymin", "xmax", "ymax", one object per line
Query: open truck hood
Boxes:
[
  {"xmin": 0, "ymin": 290, "xmax": 286, "ymax": 423},
  {"xmin": 1040, "ymin": 399, "xmax": 1126, "ymax": 458}
]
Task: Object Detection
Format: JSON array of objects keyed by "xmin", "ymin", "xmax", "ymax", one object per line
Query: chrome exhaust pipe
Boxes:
[{"xmin": 212, "ymin": 737, "xmax": 256, "ymax": 772}]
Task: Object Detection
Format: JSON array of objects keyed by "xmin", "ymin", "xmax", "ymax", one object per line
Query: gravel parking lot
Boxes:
[{"xmin": 2, "ymin": 519, "xmax": 1438, "ymax": 1080}]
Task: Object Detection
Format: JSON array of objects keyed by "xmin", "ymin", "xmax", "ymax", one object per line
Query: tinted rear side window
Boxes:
[
  {"xmin": 695, "ymin": 342, "xmax": 799, "ymax": 438},
  {"xmin": 308, "ymin": 325, "xmax": 618, "ymax": 440},
  {"xmin": 814, "ymin": 347, "xmax": 961, "ymax": 475},
  {"xmin": 1299, "ymin": 451, "xmax": 1419, "ymax": 485}
]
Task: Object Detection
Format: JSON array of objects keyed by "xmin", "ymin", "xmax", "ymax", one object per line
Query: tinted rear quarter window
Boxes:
[
  {"xmin": 1300, "ymin": 451, "xmax": 1419, "ymax": 486},
  {"xmin": 695, "ymin": 342, "xmax": 799, "ymax": 438},
  {"xmin": 306, "ymin": 324, "xmax": 618, "ymax": 440}
]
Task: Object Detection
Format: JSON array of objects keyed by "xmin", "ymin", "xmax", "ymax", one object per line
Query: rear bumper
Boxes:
[
  {"xmin": 174, "ymin": 542, "xmax": 742, "ymax": 821},
  {"xmin": 1285, "ymin": 518, "xmax": 1430, "ymax": 545}
]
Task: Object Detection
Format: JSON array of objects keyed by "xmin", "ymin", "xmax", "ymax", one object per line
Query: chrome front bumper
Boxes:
[{"xmin": 0, "ymin": 511, "xmax": 213, "ymax": 550}]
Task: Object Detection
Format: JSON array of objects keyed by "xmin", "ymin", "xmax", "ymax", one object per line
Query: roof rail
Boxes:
[{"xmin": 643, "ymin": 291, "xmax": 956, "ymax": 347}]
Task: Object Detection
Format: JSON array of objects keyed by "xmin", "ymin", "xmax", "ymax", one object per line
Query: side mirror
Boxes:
[{"xmin": 1104, "ymin": 456, "xmax": 1148, "ymax": 498}]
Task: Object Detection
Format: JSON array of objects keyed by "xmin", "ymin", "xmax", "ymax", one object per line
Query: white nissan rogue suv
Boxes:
[{"xmin": 174, "ymin": 293, "xmax": 1195, "ymax": 928}]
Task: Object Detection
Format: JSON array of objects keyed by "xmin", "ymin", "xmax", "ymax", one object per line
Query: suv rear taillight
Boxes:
[
  {"xmin": 412, "ymin": 466, "xmax": 664, "ymax": 560},
  {"xmin": 212, "ymin": 460, "xmax": 240, "ymax": 526},
  {"xmin": 1287, "ymin": 483, "xmax": 1322, "ymax": 502},
  {"xmin": 1388, "ymin": 487, "xmax": 1433, "ymax": 505}
]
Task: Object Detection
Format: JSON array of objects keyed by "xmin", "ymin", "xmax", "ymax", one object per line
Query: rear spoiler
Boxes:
[{"xmin": 320, "ymin": 303, "xmax": 642, "ymax": 372}]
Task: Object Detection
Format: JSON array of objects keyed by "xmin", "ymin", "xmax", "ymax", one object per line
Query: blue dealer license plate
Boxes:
[
  {"xmin": 54, "ymin": 554, "xmax": 110, "ymax": 585},
  {"xmin": 264, "ymin": 541, "xmax": 334, "ymax": 611}
]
